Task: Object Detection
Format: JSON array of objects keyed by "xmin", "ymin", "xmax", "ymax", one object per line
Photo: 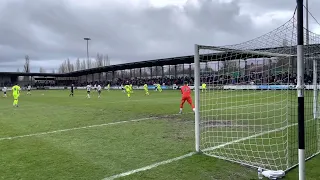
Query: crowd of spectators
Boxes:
[
  {"xmin": 109, "ymin": 77, "xmax": 194, "ymax": 86},
  {"xmin": 31, "ymin": 77, "xmax": 194, "ymax": 87},
  {"xmin": 29, "ymin": 72, "xmax": 315, "ymax": 87},
  {"xmin": 0, "ymin": 73, "xmax": 316, "ymax": 88},
  {"xmin": 200, "ymin": 72, "xmax": 314, "ymax": 85}
]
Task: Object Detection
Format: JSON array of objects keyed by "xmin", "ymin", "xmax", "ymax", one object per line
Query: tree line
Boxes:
[
  {"xmin": 16, "ymin": 55, "xmax": 31, "ymax": 73},
  {"xmin": 17, "ymin": 53, "xmax": 110, "ymax": 73},
  {"xmin": 57, "ymin": 53, "xmax": 110, "ymax": 73}
]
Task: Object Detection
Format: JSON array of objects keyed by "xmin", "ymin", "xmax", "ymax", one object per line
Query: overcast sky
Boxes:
[{"xmin": 0, "ymin": 0, "xmax": 320, "ymax": 72}]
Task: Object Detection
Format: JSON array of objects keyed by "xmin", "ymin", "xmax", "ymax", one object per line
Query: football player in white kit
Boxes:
[
  {"xmin": 97, "ymin": 84, "xmax": 102, "ymax": 98},
  {"xmin": 2, "ymin": 86, "xmax": 7, "ymax": 97},
  {"xmin": 121, "ymin": 84, "xmax": 125, "ymax": 93},
  {"xmin": 86, "ymin": 84, "xmax": 91, "ymax": 98},
  {"xmin": 27, "ymin": 84, "xmax": 31, "ymax": 95}
]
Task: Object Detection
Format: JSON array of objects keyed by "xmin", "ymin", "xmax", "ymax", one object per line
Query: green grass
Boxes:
[{"xmin": 0, "ymin": 89, "xmax": 320, "ymax": 180}]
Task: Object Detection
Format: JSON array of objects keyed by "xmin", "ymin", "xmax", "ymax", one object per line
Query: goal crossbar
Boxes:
[{"xmin": 198, "ymin": 44, "xmax": 295, "ymax": 58}]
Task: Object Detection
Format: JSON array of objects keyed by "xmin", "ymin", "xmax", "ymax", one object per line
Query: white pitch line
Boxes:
[
  {"xmin": 0, "ymin": 113, "xmax": 190, "ymax": 141},
  {"xmin": 0, "ymin": 117, "xmax": 155, "ymax": 141},
  {"xmin": 102, "ymin": 152, "xmax": 196, "ymax": 180},
  {"xmin": 101, "ymin": 116, "xmax": 309, "ymax": 180},
  {"xmin": 202, "ymin": 118, "xmax": 314, "ymax": 153},
  {"xmin": 0, "ymin": 101, "xmax": 283, "ymax": 141},
  {"xmin": 0, "ymin": 96, "xmax": 179, "ymax": 110},
  {"xmin": 0, "ymin": 98, "xmax": 292, "ymax": 178}
]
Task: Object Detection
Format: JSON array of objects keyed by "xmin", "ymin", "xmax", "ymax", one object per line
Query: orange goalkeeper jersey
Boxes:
[{"xmin": 180, "ymin": 85, "xmax": 191, "ymax": 97}]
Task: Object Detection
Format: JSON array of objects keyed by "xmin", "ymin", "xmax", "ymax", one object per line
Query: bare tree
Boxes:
[
  {"xmin": 86, "ymin": 59, "xmax": 92, "ymax": 69},
  {"xmin": 59, "ymin": 62, "xmax": 64, "ymax": 73},
  {"xmin": 24, "ymin": 55, "xmax": 30, "ymax": 73},
  {"xmin": 17, "ymin": 68, "xmax": 20, "ymax": 72},
  {"xmin": 141, "ymin": 68, "xmax": 150, "ymax": 78},
  {"xmin": 75, "ymin": 58, "xmax": 81, "ymax": 71},
  {"xmin": 66, "ymin": 59, "xmax": 70, "ymax": 72},
  {"xmin": 151, "ymin": 66, "xmax": 162, "ymax": 78},
  {"xmin": 175, "ymin": 64, "xmax": 184, "ymax": 77},
  {"xmin": 58, "ymin": 64, "xmax": 64, "ymax": 74},
  {"xmin": 80, "ymin": 59, "xmax": 86, "ymax": 70},
  {"xmin": 39, "ymin": 67, "xmax": 46, "ymax": 73},
  {"xmin": 52, "ymin": 69, "xmax": 55, "ymax": 74},
  {"xmin": 95, "ymin": 53, "xmax": 110, "ymax": 67},
  {"xmin": 103, "ymin": 54, "xmax": 110, "ymax": 66},
  {"xmin": 96, "ymin": 53, "xmax": 104, "ymax": 67},
  {"xmin": 91, "ymin": 59, "xmax": 97, "ymax": 68},
  {"xmin": 58, "ymin": 60, "xmax": 68, "ymax": 73},
  {"xmin": 134, "ymin": 68, "xmax": 140, "ymax": 77},
  {"xmin": 66, "ymin": 59, "xmax": 74, "ymax": 72}
]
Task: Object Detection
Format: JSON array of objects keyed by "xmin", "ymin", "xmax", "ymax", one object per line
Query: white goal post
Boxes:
[{"xmin": 193, "ymin": 43, "xmax": 320, "ymax": 175}]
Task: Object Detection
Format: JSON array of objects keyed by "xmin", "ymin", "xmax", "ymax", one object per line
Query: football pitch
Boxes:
[{"xmin": 1, "ymin": 89, "xmax": 320, "ymax": 180}]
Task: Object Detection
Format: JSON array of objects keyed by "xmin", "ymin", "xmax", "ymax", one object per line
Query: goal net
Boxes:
[{"xmin": 194, "ymin": 17, "xmax": 320, "ymax": 172}]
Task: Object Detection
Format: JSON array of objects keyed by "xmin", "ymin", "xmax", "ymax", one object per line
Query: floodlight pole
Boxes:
[
  {"xmin": 84, "ymin": 38, "xmax": 91, "ymax": 61},
  {"xmin": 297, "ymin": 0, "xmax": 305, "ymax": 180}
]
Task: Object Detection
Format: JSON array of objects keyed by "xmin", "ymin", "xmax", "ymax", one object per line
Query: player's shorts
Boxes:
[
  {"xmin": 27, "ymin": 89, "xmax": 30, "ymax": 91},
  {"xmin": 98, "ymin": 90, "xmax": 101, "ymax": 94},
  {"xmin": 13, "ymin": 94, "xmax": 18, "ymax": 99},
  {"xmin": 181, "ymin": 96, "xmax": 192, "ymax": 102},
  {"xmin": 87, "ymin": 91, "xmax": 90, "ymax": 94},
  {"xmin": 4, "ymin": 92, "xmax": 6, "ymax": 94}
]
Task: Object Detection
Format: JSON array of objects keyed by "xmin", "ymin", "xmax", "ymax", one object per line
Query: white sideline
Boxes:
[
  {"xmin": 102, "ymin": 152, "xmax": 196, "ymax": 180},
  {"xmin": 0, "ymin": 117, "xmax": 155, "ymax": 141}
]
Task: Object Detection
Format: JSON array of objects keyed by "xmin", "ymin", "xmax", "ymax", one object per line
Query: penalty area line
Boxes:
[
  {"xmin": 0, "ymin": 117, "xmax": 155, "ymax": 141},
  {"xmin": 0, "ymin": 101, "xmax": 280, "ymax": 141},
  {"xmin": 102, "ymin": 152, "xmax": 196, "ymax": 180}
]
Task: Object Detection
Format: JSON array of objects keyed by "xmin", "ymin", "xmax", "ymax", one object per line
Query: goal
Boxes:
[{"xmin": 193, "ymin": 16, "xmax": 320, "ymax": 174}]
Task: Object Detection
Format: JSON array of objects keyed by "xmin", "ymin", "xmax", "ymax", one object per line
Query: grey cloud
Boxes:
[
  {"xmin": 0, "ymin": 0, "xmax": 310, "ymax": 72},
  {"xmin": 240, "ymin": 0, "xmax": 320, "ymax": 20},
  {"xmin": 240, "ymin": 0, "xmax": 295, "ymax": 13}
]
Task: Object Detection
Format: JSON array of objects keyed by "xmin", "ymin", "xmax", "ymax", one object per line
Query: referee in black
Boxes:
[{"xmin": 69, "ymin": 84, "xmax": 74, "ymax": 97}]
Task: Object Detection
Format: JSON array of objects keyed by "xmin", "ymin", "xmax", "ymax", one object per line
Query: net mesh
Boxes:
[{"xmin": 196, "ymin": 16, "xmax": 320, "ymax": 171}]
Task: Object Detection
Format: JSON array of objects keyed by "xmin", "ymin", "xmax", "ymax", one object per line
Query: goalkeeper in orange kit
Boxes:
[{"xmin": 179, "ymin": 81, "xmax": 195, "ymax": 114}]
